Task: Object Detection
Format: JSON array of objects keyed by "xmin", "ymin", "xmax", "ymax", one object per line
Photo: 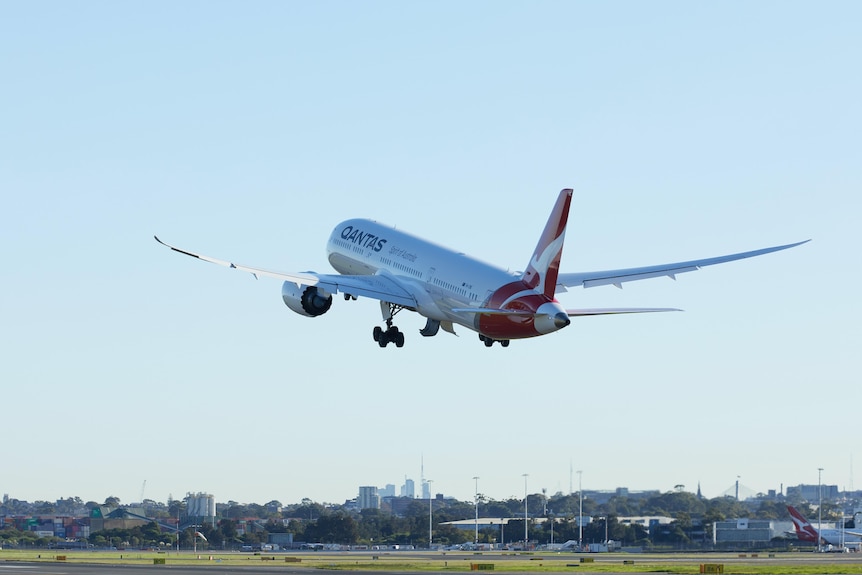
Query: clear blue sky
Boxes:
[{"xmin": 2, "ymin": 1, "xmax": 859, "ymax": 507}]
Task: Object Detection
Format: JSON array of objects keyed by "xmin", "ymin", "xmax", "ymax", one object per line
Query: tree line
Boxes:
[{"xmin": 1, "ymin": 489, "xmax": 851, "ymax": 550}]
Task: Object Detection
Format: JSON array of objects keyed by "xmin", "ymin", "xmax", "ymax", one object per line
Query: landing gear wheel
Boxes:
[
  {"xmin": 373, "ymin": 325, "xmax": 405, "ymax": 348},
  {"xmin": 479, "ymin": 334, "xmax": 510, "ymax": 348}
]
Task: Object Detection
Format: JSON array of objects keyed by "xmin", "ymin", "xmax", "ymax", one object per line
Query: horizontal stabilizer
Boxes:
[
  {"xmin": 566, "ymin": 307, "xmax": 682, "ymax": 316},
  {"xmin": 452, "ymin": 306, "xmax": 681, "ymax": 317}
]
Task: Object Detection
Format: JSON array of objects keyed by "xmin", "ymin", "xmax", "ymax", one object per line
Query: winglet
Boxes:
[{"xmin": 155, "ymin": 235, "xmax": 203, "ymax": 260}]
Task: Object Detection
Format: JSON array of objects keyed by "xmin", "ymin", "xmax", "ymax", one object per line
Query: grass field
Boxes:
[{"xmin": 3, "ymin": 549, "xmax": 862, "ymax": 573}]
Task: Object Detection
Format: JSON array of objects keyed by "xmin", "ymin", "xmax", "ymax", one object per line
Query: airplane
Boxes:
[
  {"xmin": 787, "ymin": 505, "xmax": 862, "ymax": 550},
  {"xmin": 155, "ymin": 188, "xmax": 808, "ymax": 348}
]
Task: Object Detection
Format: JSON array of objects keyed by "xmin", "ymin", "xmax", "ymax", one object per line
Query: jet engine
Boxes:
[{"xmin": 282, "ymin": 282, "xmax": 332, "ymax": 317}]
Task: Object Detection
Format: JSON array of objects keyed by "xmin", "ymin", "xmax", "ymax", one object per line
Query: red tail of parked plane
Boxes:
[
  {"xmin": 787, "ymin": 505, "xmax": 820, "ymax": 542},
  {"xmin": 786, "ymin": 505, "xmax": 862, "ymax": 549}
]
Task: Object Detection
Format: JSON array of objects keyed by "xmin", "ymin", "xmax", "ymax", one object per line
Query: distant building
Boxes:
[
  {"xmin": 383, "ymin": 496, "xmax": 416, "ymax": 517},
  {"xmin": 787, "ymin": 484, "xmax": 840, "ymax": 502},
  {"xmin": 619, "ymin": 516, "xmax": 674, "ymax": 530},
  {"xmin": 379, "ymin": 484, "xmax": 396, "ymax": 498},
  {"xmin": 714, "ymin": 519, "xmax": 793, "ymax": 546},
  {"xmin": 186, "ymin": 492, "xmax": 216, "ymax": 520},
  {"xmin": 89, "ymin": 506, "xmax": 149, "ymax": 532},
  {"xmin": 358, "ymin": 486, "xmax": 380, "ymax": 510},
  {"xmin": 269, "ymin": 532, "xmax": 294, "ymax": 547},
  {"xmin": 401, "ymin": 479, "xmax": 415, "ymax": 499}
]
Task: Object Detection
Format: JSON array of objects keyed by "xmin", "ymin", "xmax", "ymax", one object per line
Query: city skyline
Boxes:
[{"xmin": 2, "ymin": 472, "xmax": 849, "ymax": 508}]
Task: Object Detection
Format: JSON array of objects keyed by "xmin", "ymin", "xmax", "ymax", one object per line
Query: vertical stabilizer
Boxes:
[
  {"xmin": 521, "ymin": 188, "xmax": 573, "ymax": 298},
  {"xmin": 787, "ymin": 506, "xmax": 820, "ymax": 541}
]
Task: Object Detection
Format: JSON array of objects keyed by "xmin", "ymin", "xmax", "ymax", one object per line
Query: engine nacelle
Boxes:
[{"xmin": 281, "ymin": 282, "xmax": 333, "ymax": 317}]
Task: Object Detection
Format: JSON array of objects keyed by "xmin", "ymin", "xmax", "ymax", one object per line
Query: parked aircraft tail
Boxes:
[{"xmin": 787, "ymin": 505, "xmax": 820, "ymax": 542}]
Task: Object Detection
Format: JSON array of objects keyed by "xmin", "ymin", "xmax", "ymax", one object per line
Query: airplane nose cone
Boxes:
[{"xmin": 554, "ymin": 312, "xmax": 571, "ymax": 329}]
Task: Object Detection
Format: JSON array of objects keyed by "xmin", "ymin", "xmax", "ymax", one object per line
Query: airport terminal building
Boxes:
[{"xmin": 714, "ymin": 518, "xmax": 793, "ymax": 546}]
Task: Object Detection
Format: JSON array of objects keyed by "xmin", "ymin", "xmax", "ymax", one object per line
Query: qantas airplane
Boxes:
[
  {"xmin": 787, "ymin": 505, "xmax": 862, "ymax": 549},
  {"xmin": 156, "ymin": 189, "xmax": 807, "ymax": 348}
]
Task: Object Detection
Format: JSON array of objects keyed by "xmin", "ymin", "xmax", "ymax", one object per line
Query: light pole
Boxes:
[
  {"xmin": 473, "ymin": 476, "xmax": 480, "ymax": 545},
  {"xmin": 428, "ymin": 479, "xmax": 434, "ymax": 549},
  {"xmin": 818, "ymin": 467, "xmax": 823, "ymax": 553},
  {"xmin": 577, "ymin": 470, "xmax": 583, "ymax": 550},
  {"xmin": 191, "ymin": 524, "xmax": 201, "ymax": 554},
  {"xmin": 522, "ymin": 473, "xmax": 529, "ymax": 548},
  {"xmin": 841, "ymin": 508, "xmax": 846, "ymax": 549}
]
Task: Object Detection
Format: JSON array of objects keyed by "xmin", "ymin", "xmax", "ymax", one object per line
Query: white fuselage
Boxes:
[
  {"xmin": 326, "ymin": 218, "xmax": 520, "ymax": 329},
  {"xmin": 816, "ymin": 527, "xmax": 862, "ymax": 548}
]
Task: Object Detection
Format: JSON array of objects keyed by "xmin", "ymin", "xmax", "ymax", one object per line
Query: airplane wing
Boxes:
[
  {"xmin": 557, "ymin": 240, "xmax": 809, "ymax": 290},
  {"xmin": 154, "ymin": 236, "xmax": 417, "ymax": 308},
  {"xmin": 314, "ymin": 274, "xmax": 416, "ymax": 308}
]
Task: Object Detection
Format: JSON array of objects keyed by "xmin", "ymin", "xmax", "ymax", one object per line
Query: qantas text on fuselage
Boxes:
[
  {"xmin": 156, "ymin": 189, "xmax": 808, "ymax": 348},
  {"xmin": 339, "ymin": 225, "xmax": 387, "ymax": 253}
]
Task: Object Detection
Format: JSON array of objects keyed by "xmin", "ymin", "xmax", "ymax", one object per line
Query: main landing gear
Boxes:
[
  {"xmin": 479, "ymin": 334, "xmax": 510, "ymax": 348},
  {"xmin": 373, "ymin": 302, "xmax": 405, "ymax": 348},
  {"xmin": 373, "ymin": 323, "xmax": 404, "ymax": 348}
]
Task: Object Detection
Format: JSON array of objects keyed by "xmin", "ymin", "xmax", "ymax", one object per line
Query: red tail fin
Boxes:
[
  {"xmin": 522, "ymin": 189, "xmax": 572, "ymax": 298},
  {"xmin": 787, "ymin": 505, "xmax": 819, "ymax": 542}
]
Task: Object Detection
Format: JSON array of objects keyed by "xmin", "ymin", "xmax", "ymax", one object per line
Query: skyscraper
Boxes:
[
  {"xmin": 401, "ymin": 478, "xmax": 415, "ymax": 499},
  {"xmin": 358, "ymin": 486, "xmax": 380, "ymax": 510}
]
